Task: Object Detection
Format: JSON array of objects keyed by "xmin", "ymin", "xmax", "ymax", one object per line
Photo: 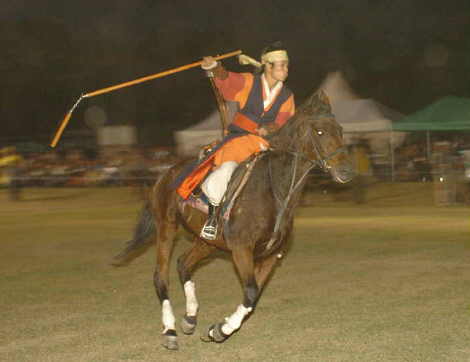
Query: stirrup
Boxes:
[{"xmin": 200, "ymin": 223, "xmax": 217, "ymax": 240}]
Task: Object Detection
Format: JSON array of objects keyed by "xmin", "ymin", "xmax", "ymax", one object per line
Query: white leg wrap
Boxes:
[
  {"xmin": 162, "ymin": 299, "xmax": 176, "ymax": 333},
  {"xmin": 221, "ymin": 304, "xmax": 252, "ymax": 335},
  {"xmin": 184, "ymin": 281, "xmax": 198, "ymax": 317},
  {"xmin": 201, "ymin": 161, "xmax": 238, "ymax": 206}
]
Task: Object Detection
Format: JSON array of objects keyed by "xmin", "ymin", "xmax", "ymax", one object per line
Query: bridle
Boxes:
[
  {"xmin": 286, "ymin": 113, "xmax": 348, "ymax": 173},
  {"xmin": 309, "ymin": 129, "xmax": 348, "ymax": 172}
]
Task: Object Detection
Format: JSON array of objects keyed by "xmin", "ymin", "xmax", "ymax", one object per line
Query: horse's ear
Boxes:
[
  {"xmin": 317, "ymin": 89, "xmax": 332, "ymax": 108},
  {"xmin": 308, "ymin": 89, "xmax": 332, "ymax": 116}
]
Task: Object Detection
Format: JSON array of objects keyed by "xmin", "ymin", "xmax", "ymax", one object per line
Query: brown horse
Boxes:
[{"xmin": 112, "ymin": 89, "xmax": 353, "ymax": 350}]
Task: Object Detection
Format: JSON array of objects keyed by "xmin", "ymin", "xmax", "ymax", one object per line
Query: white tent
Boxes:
[
  {"xmin": 321, "ymin": 71, "xmax": 406, "ymax": 154},
  {"xmin": 333, "ymin": 99, "xmax": 394, "ymax": 133}
]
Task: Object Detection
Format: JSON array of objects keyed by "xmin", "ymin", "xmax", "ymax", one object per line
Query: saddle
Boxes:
[{"xmin": 179, "ymin": 152, "xmax": 264, "ymax": 239}]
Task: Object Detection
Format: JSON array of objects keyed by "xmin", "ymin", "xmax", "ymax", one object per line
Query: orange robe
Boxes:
[
  {"xmin": 212, "ymin": 72, "xmax": 294, "ymax": 166},
  {"xmin": 176, "ymin": 71, "xmax": 295, "ymax": 199}
]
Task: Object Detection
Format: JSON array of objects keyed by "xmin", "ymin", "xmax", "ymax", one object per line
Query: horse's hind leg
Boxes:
[
  {"xmin": 153, "ymin": 218, "xmax": 179, "ymax": 350},
  {"xmin": 177, "ymin": 239, "xmax": 215, "ymax": 335},
  {"xmin": 205, "ymin": 245, "xmax": 259, "ymax": 343}
]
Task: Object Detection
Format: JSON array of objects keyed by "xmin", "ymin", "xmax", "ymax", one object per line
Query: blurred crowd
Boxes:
[
  {"xmin": 305, "ymin": 134, "xmax": 470, "ymax": 205},
  {"xmin": 2, "ymin": 133, "xmax": 470, "ymax": 205},
  {"xmin": 393, "ymin": 135, "xmax": 470, "ymax": 182},
  {"xmin": 0, "ymin": 146, "xmax": 180, "ymax": 192}
]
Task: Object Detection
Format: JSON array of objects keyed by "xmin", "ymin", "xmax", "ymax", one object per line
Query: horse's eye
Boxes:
[{"xmin": 316, "ymin": 130, "xmax": 324, "ymax": 136}]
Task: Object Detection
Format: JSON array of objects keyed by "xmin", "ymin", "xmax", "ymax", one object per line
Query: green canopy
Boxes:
[{"xmin": 392, "ymin": 96, "xmax": 470, "ymax": 131}]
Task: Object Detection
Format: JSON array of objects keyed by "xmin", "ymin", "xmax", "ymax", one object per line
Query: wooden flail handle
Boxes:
[{"xmin": 84, "ymin": 50, "xmax": 242, "ymax": 98}]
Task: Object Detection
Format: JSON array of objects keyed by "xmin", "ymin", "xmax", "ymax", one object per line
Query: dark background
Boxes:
[{"xmin": 2, "ymin": 0, "xmax": 470, "ymax": 147}]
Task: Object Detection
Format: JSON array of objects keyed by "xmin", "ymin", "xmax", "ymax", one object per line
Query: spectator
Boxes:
[{"xmin": 350, "ymin": 141, "xmax": 371, "ymax": 204}]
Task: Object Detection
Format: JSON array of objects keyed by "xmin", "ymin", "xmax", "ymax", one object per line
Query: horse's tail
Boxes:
[{"xmin": 111, "ymin": 200, "xmax": 156, "ymax": 266}]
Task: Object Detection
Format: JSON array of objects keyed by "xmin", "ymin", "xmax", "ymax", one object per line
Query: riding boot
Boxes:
[{"xmin": 200, "ymin": 203, "xmax": 219, "ymax": 240}]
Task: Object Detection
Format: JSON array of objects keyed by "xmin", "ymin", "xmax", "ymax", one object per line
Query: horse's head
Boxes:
[{"xmin": 292, "ymin": 89, "xmax": 354, "ymax": 183}]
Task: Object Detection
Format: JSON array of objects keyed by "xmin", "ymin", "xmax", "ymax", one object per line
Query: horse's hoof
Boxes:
[
  {"xmin": 162, "ymin": 330, "xmax": 179, "ymax": 350},
  {"xmin": 181, "ymin": 315, "xmax": 197, "ymax": 335},
  {"xmin": 201, "ymin": 323, "xmax": 229, "ymax": 343}
]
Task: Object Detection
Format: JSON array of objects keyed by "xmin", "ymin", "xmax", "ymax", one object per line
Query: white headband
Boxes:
[
  {"xmin": 238, "ymin": 50, "xmax": 289, "ymax": 69},
  {"xmin": 261, "ymin": 50, "xmax": 289, "ymax": 64}
]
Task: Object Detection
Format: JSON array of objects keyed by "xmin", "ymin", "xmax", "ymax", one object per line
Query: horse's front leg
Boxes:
[
  {"xmin": 254, "ymin": 252, "xmax": 281, "ymax": 289},
  {"xmin": 177, "ymin": 239, "xmax": 215, "ymax": 335},
  {"xmin": 204, "ymin": 245, "xmax": 259, "ymax": 343},
  {"xmin": 153, "ymin": 221, "xmax": 178, "ymax": 350}
]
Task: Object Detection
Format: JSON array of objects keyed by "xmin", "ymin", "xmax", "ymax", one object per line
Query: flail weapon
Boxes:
[{"xmin": 50, "ymin": 50, "xmax": 242, "ymax": 148}]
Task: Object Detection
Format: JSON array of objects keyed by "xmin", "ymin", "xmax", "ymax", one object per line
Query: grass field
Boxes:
[{"xmin": 0, "ymin": 185, "xmax": 469, "ymax": 361}]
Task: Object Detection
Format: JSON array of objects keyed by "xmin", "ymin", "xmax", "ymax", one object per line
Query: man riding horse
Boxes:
[
  {"xmin": 175, "ymin": 42, "xmax": 295, "ymax": 240},
  {"xmin": 114, "ymin": 59, "xmax": 353, "ymax": 349}
]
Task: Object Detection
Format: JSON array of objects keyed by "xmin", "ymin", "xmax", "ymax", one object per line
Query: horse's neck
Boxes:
[
  {"xmin": 269, "ymin": 117, "xmax": 311, "ymax": 154},
  {"xmin": 269, "ymin": 122, "xmax": 296, "ymax": 151},
  {"xmin": 268, "ymin": 149, "xmax": 313, "ymax": 206},
  {"xmin": 268, "ymin": 119, "xmax": 313, "ymax": 199}
]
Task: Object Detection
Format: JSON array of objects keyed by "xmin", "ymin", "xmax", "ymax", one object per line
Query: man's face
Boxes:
[{"xmin": 265, "ymin": 60, "xmax": 289, "ymax": 82}]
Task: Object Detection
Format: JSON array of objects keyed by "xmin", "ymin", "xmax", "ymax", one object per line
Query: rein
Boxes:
[
  {"xmin": 265, "ymin": 117, "xmax": 346, "ymax": 251},
  {"xmin": 266, "ymin": 152, "xmax": 315, "ymax": 250}
]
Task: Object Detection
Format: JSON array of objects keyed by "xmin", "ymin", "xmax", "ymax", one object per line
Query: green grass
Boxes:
[{"xmin": 0, "ymin": 185, "xmax": 469, "ymax": 361}]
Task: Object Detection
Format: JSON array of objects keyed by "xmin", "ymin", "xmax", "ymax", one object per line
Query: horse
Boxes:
[{"xmin": 112, "ymin": 89, "xmax": 354, "ymax": 350}]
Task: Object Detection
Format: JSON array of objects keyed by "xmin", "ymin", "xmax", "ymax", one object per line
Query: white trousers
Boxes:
[{"xmin": 201, "ymin": 161, "xmax": 238, "ymax": 206}]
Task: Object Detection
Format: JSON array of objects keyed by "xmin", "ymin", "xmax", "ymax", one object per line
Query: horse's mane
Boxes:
[{"xmin": 268, "ymin": 89, "xmax": 334, "ymax": 151}]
